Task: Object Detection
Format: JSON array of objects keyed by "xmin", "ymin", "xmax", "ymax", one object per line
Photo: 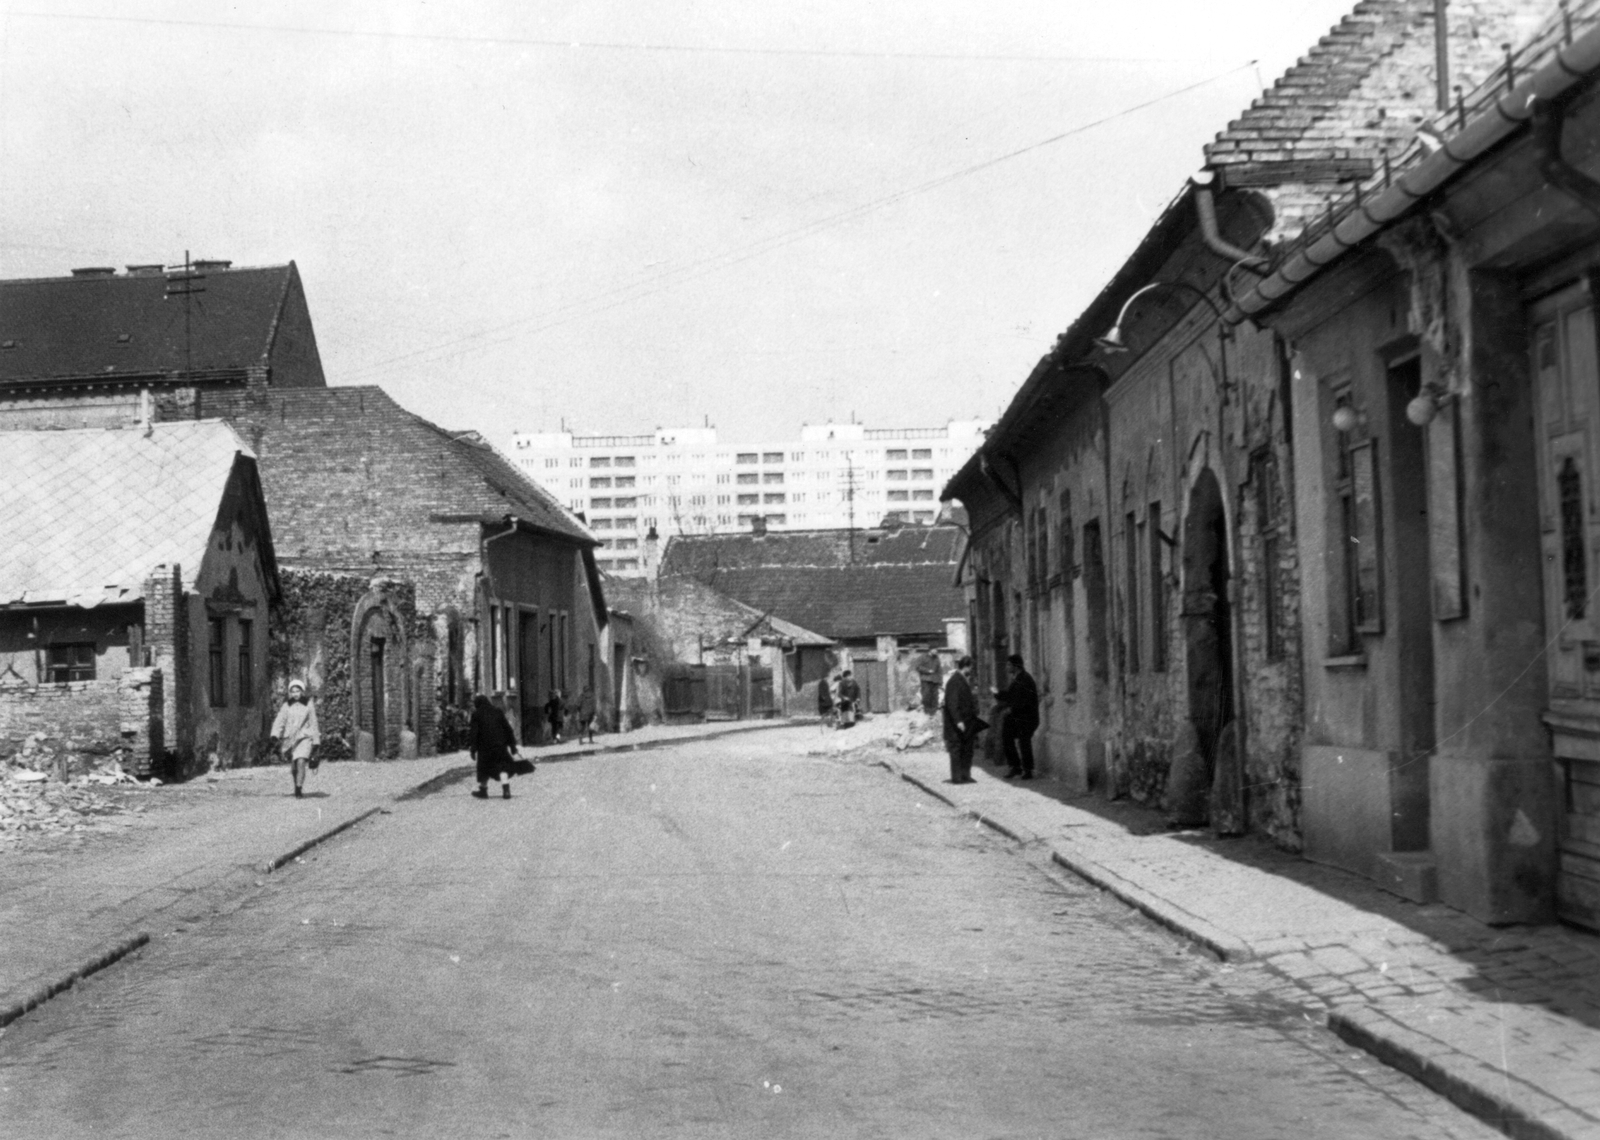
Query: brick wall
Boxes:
[{"xmin": 0, "ymin": 667, "xmax": 162, "ymax": 776}]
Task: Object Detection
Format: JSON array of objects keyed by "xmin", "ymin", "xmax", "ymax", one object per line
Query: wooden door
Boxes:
[
  {"xmin": 1531, "ymin": 286, "xmax": 1600, "ymax": 928},
  {"xmin": 519, "ymin": 611, "xmax": 541, "ymax": 744}
]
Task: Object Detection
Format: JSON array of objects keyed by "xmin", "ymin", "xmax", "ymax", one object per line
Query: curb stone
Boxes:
[
  {"xmin": 876, "ymin": 748, "xmax": 1600, "ymax": 1140},
  {"xmin": 0, "ymin": 933, "xmax": 150, "ymax": 1029},
  {"xmin": 1329, "ymin": 1008, "xmax": 1586, "ymax": 1140}
]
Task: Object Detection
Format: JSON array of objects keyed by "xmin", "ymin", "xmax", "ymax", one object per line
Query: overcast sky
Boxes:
[{"xmin": 1, "ymin": 0, "xmax": 1359, "ymax": 446}]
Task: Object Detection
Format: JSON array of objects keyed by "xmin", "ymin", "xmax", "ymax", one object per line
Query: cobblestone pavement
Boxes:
[
  {"xmin": 877, "ymin": 727, "xmax": 1600, "ymax": 1140},
  {"xmin": 0, "ymin": 717, "xmax": 794, "ymax": 1027},
  {"xmin": 1, "ymin": 728, "xmax": 1502, "ymax": 1138}
]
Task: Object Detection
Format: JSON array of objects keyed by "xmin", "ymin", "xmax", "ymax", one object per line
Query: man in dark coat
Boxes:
[
  {"xmin": 836, "ymin": 670, "xmax": 861, "ymax": 727},
  {"xmin": 468, "ymin": 694, "xmax": 522, "ymax": 799},
  {"xmin": 942, "ymin": 655, "xmax": 981, "ymax": 784},
  {"xmin": 992, "ymin": 653, "xmax": 1040, "ymax": 780}
]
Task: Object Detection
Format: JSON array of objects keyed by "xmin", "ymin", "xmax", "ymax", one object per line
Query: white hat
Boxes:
[{"xmin": 287, "ymin": 679, "xmax": 306, "ymax": 693}]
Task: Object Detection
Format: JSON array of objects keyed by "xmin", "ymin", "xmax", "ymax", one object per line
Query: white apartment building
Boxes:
[{"xmin": 511, "ymin": 419, "xmax": 989, "ymax": 574}]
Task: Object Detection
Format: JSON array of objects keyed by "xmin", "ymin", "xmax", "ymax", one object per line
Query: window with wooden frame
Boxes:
[
  {"xmin": 1329, "ymin": 389, "xmax": 1383, "ymax": 653},
  {"xmin": 1059, "ymin": 490, "xmax": 1077, "ymax": 693},
  {"xmin": 1148, "ymin": 501, "xmax": 1166, "ymax": 672},
  {"xmin": 1124, "ymin": 510, "xmax": 1141, "ymax": 673},
  {"xmin": 208, "ymin": 618, "xmax": 227, "ymax": 707},
  {"xmin": 45, "ymin": 643, "xmax": 95, "ymax": 683},
  {"xmin": 237, "ymin": 619, "xmax": 254, "ymax": 706}
]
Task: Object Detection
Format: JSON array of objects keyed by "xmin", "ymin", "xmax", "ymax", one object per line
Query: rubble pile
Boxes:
[{"xmin": 1, "ymin": 738, "xmax": 145, "ymax": 842}]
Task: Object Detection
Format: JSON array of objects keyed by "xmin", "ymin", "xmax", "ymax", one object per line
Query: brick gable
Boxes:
[{"xmin": 1207, "ymin": 0, "xmax": 1550, "ymax": 241}]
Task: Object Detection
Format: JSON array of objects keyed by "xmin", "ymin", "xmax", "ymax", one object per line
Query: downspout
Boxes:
[
  {"xmin": 1533, "ymin": 94, "xmax": 1600, "ymax": 219},
  {"xmin": 480, "ymin": 516, "xmax": 519, "ymax": 692},
  {"xmin": 1190, "ymin": 172, "xmax": 1270, "ymax": 272}
]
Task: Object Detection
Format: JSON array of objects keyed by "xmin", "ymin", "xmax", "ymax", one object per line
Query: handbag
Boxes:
[{"xmin": 511, "ymin": 757, "xmax": 536, "ymax": 776}]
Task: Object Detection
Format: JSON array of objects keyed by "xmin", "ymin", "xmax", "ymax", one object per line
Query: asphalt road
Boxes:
[{"xmin": 0, "ymin": 728, "xmax": 1501, "ymax": 1139}]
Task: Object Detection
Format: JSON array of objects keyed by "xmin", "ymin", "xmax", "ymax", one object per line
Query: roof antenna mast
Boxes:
[{"xmin": 164, "ymin": 250, "xmax": 206, "ymax": 381}]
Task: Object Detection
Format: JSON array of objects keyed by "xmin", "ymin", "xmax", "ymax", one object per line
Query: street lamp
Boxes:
[{"xmin": 1094, "ymin": 280, "xmax": 1229, "ymax": 355}]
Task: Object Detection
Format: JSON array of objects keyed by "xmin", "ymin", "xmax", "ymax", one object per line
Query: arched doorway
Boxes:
[
  {"xmin": 352, "ymin": 598, "xmax": 409, "ymax": 760},
  {"xmin": 1182, "ymin": 468, "xmax": 1238, "ymax": 828}
]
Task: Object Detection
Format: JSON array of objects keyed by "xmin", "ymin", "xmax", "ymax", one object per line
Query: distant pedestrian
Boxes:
[
  {"xmin": 468, "ymin": 694, "xmax": 521, "ymax": 799},
  {"xmin": 269, "ymin": 679, "xmax": 321, "ymax": 798},
  {"xmin": 836, "ymin": 670, "xmax": 861, "ymax": 728},
  {"xmin": 816, "ymin": 674, "xmax": 835, "ymax": 728},
  {"xmin": 942, "ymin": 656, "xmax": 983, "ymax": 784},
  {"xmin": 544, "ymin": 689, "xmax": 566, "ymax": 744},
  {"xmin": 992, "ymin": 653, "xmax": 1040, "ymax": 780},
  {"xmin": 576, "ymin": 682, "xmax": 597, "ymax": 744}
]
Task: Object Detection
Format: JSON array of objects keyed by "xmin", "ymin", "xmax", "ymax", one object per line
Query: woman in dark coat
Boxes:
[{"xmin": 468, "ymin": 694, "xmax": 521, "ymax": 799}]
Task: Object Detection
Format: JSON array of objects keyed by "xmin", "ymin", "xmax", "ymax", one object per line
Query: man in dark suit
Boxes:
[
  {"xmin": 993, "ymin": 653, "xmax": 1040, "ymax": 780},
  {"xmin": 942, "ymin": 655, "xmax": 980, "ymax": 784}
]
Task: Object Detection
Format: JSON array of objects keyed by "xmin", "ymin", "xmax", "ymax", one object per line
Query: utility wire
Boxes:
[
  {"xmin": 8, "ymin": 10, "xmax": 1243, "ymax": 66},
  {"xmin": 340, "ymin": 60, "xmax": 1256, "ymax": 381}
]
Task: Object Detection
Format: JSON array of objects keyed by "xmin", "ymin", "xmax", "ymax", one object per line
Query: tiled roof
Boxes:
[
  {"xmin": 0, "ymin": 420, "xmax": 257, "ymax": 606},
  {"xmin": 1206, "ymin": 0, "xmax": 1549, "ymax": 239},
  {"xmin": 659, "ymin": 524, "xmax": 963, "ymax": 578},
  {"xmin": 0, "ymin": 264, "xmax": 306, "ymax": 383},
  {"xmin": 674, "ymin": 564, "xmax": 964, "ymax": 641},
  {"xmin": 205, "ymin": 386, "xmax": 594, "ymax": 556}
]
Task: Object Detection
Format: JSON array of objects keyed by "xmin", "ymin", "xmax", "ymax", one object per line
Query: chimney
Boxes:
[
  {"xmin": 192, "ymin": 259, "xmax": 232, "ymax": 272},
  {"xmin": 751, "ymin": 515, "xmax": 768, "ymax": 537},
  {"xmin": 126, "ymin": 264, "xmax": 165, "ymax": 276},
  {"xmin": 70, "ymin": 267, "xmax": 116, "ymax": 278}
]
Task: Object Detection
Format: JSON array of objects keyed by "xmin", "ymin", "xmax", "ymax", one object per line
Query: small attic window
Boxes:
[
  {"xmin": 1, "ymin": 340, "xmax": 16, "ymax": 349},
  {"xmin": 115, "ymin": 334, "xmax": 132, "ymax": 345}
]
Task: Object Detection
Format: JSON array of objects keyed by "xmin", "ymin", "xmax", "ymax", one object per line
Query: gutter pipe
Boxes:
[
  {"xmin": 1190, "ymin": 171, "xmax": 1269, "ymax": 271},
  {"xmin": 1534, "ymin": 93, "xmax": 1600, "ymax": 217},
  {"xmin": 1225, "ymin": 22, "xmax": 1600, "ymax": 324}
]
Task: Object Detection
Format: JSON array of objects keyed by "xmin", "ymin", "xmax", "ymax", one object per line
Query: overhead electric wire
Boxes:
[
  {"xmin": 338, "ymin": 60, "xmax": 1257, "ymax": 381},
  {"xmin": 9, "ymin": 10, "xmax": 1239, "ymax": 66}
]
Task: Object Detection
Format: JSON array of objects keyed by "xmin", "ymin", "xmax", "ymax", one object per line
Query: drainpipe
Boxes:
[
  {"xmin": 1532, "ymin": 94, "xmax": 1600, "ymax": 220},
  {"xmin": 1190, "ymin": 172, "xmax": 1269, "ymax": 272},
  {"xmin": 479, "ymin": 516, "xmax": 520, "ymax": 692}
]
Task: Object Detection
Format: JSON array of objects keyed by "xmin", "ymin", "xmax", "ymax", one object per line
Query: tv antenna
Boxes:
[{"xmin": 164, "ymin": 250, "xmax": 206, "ymax": 379}]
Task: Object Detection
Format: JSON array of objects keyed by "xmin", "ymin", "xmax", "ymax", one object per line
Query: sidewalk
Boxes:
[
  {"xmin": 0, "ymin": 716, "xmax": 794, "ymax": 1030},
  {"xmin": 880, "ymin": 744, "xmax": 1600, "ymax": 1140}
]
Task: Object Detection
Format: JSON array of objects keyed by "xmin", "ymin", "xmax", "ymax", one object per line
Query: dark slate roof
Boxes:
[
  {"xmin": 681, "ymin": 565, "xmax": 964, "ymax": 641},
  {"xmin": 0, "ymin": 263, "xmax": 304, "ymax": 383},
  {"xmin": 204, "ymin": 386, "xmax": 594, "ymax": 558},
  {"xmin": 658, "ymin": 523, "xmax": 963, "ymax": 577},
  {"xmin": 657, "ymin": 524, "xmax": 965, "ymax": 639}
]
